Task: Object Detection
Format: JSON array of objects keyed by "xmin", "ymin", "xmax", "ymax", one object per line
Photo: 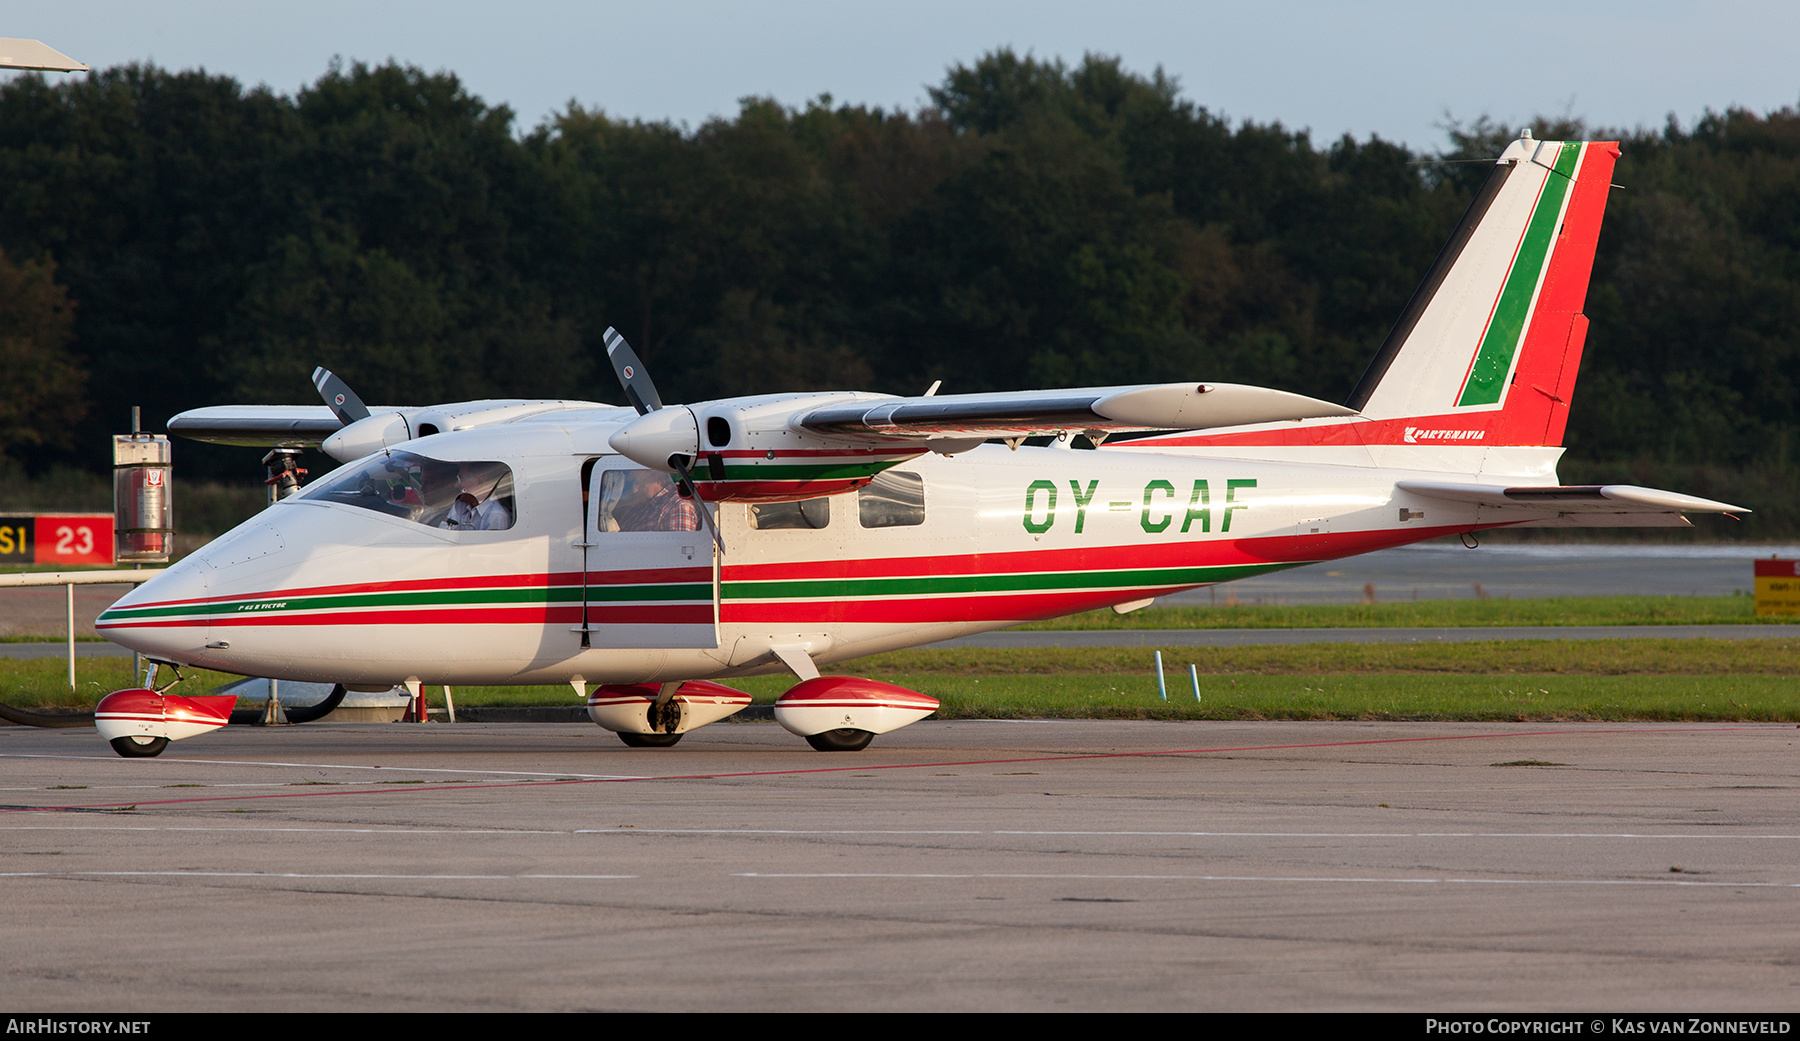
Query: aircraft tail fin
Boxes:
[{"xmin": 1346, "ymin": 135, "xmax": 1619, "ymax": 446}]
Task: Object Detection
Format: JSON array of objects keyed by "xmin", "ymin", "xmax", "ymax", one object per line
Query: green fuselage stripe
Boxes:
[
  {"xmin": 97, "ymin": 561, "xmax": 1299, "ymax": 623},
  {"xmin": 98, "ymin": 583, "xmax": 710, "ymax": 621},
  {"xmin": 716, "ymin": 460, "xmax": 899, "ymax": 481},
  {"xmin": 723, "ymin": 562, "xmax": 1293, "ymax": 600},
  {"xmin": 1457, "ymin": 142, "xmax": 1580, "ymax": 407}
]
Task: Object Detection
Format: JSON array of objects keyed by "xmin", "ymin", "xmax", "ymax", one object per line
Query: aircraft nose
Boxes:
[{"xmin": 96, "ymin": 553, "xmax": 213, "ymax": 662}]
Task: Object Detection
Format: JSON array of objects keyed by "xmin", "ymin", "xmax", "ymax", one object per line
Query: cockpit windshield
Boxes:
[{"xmin": 297, "ymin": 451, "xmax": 515, "ymax": 531}]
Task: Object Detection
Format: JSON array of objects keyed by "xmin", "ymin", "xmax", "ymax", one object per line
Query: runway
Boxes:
[{"xmin": 4, "ymin": 718, "xmax": 1798, "ymax": 1011}]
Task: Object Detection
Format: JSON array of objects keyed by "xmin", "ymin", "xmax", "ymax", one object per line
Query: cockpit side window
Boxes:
[{"xmin": 299, "ymin": 451, "xmax": 515, "ymax": 531}]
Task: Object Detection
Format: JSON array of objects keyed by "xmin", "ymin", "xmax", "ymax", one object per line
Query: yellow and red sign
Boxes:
[
  {"xmin": 0, "ymin": 514, "xmax": 116, "ymax": 566},
  {"xmin": 1754, "ymin": 559, "xmax": 1800, "ymax": 617}
]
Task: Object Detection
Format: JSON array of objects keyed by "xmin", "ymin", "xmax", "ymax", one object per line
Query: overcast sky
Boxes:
[{"xmin": 8, "ymin": 1, "xmax": 1799, "ymax": 150}]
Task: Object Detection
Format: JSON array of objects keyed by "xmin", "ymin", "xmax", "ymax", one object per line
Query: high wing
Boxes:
[
  {"xmin": 169, "ymin": 398, "xmax": 626, "ymax": 460},
  {"xmin": 605, "ymin": 378, "xmax": 1359, "ymax": 501},
  {"xmin": 795, "ymin": 383, "xmax": 1358, "ymax": 442},
  {"xmin": 1397, "ymin": 481, "xmax": 1748, "ymax": 527},
  {"xmin": 166, "ymin": 405, "xmax": 348, "ymax": 448}
]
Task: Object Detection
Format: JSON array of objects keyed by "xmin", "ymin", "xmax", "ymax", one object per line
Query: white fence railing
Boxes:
[{"xmin": 0, "ymin": 569, "xmax": 165, "ymax": 689}]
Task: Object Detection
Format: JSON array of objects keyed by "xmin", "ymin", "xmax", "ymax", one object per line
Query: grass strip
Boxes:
[
  {"xmin": 0, "ymin": 660, "xmax": 251, "ymax": 707},
  {"xmin": 384, "ymin": 673, "xmax": 1800, "ymax": 722},
  {"xmin": 839, "ymin": 673, "xmax": 1800, "ymax": 722}
]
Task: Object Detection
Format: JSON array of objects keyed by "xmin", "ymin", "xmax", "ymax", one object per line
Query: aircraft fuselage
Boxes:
[{"xmin": 98, "ymin": 424, "xmax": 1496, "ymax": 688}]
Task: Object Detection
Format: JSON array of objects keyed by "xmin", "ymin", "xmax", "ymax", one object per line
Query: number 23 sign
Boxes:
[{"xmin": 0, "ymin": 514, "xmax": 115, "ymax": 566}]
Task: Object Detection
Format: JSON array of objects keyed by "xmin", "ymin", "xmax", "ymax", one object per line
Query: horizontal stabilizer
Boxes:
[
  {"xmin": 796, "ymin": 383, "xmax": 1356, "ymax": 442},
  {"xmin": 0, "ymin": 39, "xmax": 88, "ymax": 72},
  {"xmin": 1397, "ymin": 482, "xmax": 1748, "ymax": 515}
]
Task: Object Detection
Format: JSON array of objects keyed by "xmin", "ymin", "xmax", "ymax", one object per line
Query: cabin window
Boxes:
[
  {"xmin": 750, "ymin": 497, "xmax": 831, "ymax": 530},
  {"xmin": 858, "ymin": 470, "xmax": 925, "ymax": 528},
  {"xmin": 299, "ymin": 450, "xmax": 514, "ymax": 531},
  {"xmin": 595, "ymin": 470, "xmax": 700, "ymax": 533}
]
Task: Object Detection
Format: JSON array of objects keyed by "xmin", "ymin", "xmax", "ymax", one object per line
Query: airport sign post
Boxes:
[
  {"xmin": 1754, "ymin": 559, "xmax": 1799, "ymax": 617},
  {"xmin": 0, "ymin": 514, "xmax": 117, "ymax": 566}
]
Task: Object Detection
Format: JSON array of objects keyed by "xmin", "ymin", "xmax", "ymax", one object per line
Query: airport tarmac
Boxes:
[{"xmin": 3, "ymin": 718, "xmax": 1798, "ymax": 1011}]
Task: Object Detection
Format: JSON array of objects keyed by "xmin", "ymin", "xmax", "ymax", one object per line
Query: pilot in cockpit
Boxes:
[{"xmin": 439, "ymin": 461, "xmax": 513, "ymax": 531}]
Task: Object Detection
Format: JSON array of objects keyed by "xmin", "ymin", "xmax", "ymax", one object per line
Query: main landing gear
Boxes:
[{"xmin": 583, "ymin": 676, "xmax": 939, "ymax": 751}]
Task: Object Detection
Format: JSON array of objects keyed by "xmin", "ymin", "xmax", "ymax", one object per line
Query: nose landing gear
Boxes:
[{"xmin": 94, "ymin": 662, "xmax": 235, "ymax": 758}]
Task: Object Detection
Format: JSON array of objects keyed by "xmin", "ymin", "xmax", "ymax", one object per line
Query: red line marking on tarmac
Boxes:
[{"xmin": 4, "ymin": 725, "xmax": 1777, "ymax": 813}]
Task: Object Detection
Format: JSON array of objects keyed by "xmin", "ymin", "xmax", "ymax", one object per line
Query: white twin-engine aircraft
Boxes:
[{"xmin": 93, "ymin": 135, "xmax": 1745, "ymax": 757}]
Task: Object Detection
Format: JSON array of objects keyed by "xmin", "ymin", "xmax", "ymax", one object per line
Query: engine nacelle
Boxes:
[
  {"xmin": 774, "ymin": 677, "xmax": 938, "ymax": 738},
  {"xmin": 608, "ymin": 394, "xmax": 927, "ymax": 503},
  {"xmin": 94, "ymin": 688, "xmax": 236, "ymax": 757},
  {"xmin": 586, "ymin": 680, "xmax": 752, "ymax": 735}
]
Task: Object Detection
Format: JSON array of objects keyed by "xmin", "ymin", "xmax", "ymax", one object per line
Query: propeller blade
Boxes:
[
  {"xmin": 311, "ymin": 368, "xmax": 371, "ymax": 426},
  {"xmin": 603, "ymin": 327, "xmax": 664, "ymax": 416},
  {"xmin": 668, "ymin": 456, "xmax": 726, "ymax": 555}
]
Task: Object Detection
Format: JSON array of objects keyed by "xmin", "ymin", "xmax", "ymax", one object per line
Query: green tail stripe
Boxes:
[{"xmin": 1457, "ymin": 142, "xmax": 1580, "ymax": 407}]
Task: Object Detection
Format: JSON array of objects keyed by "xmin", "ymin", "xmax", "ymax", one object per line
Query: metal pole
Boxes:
[
  {"xmin": 132, "ymin": 569, "xmax": 144, "ymax": 685},
  {"xmin": 1189, "ymin": 664, "xmax": 1201, "ymax": 703},
  {"xmin": 442, "ymin": 685, "xmax": 456, "ymax": 723},
  {"xmin": 66, "ymin": 582, "xmax": 75, "ymax": 691},
  {"xmin": 1154, "ymin": 650, "xmax": 1166, "ymax": 701}
]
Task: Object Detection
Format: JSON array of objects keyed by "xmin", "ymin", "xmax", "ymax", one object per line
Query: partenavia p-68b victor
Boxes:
[{"xmin": 93, "ymin": 134, "xmax": 1745, "ymax": 757}]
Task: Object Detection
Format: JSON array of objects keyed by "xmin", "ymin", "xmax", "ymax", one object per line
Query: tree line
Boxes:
[{"xmin": 0, "ymin": 51, "xmax": 1795, "ymax": 498}]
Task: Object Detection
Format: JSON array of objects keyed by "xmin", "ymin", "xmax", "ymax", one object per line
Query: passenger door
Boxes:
[{"xmin": 578, "ymin": 461, "xmax": 719, "ymax": 649}]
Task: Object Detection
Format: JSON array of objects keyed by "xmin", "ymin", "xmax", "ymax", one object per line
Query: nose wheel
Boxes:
[{"xmin": 109, "ymin": 736, "xmax": 170, "ymax": 758}]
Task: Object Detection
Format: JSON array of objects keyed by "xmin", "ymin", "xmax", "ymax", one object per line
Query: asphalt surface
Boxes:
[{"xmin": 4, "ymin": 718, "xmax": 1798, "ymax": 1011}]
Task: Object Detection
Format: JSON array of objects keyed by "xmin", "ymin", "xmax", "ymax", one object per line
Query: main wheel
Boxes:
[
  {"xmin": 805, "ymin": 728, "xmax": 874, "ymax": 752},
  {"xmin": 617, "ymin": 731, "xmax": 682, "ymax": 748},
  {"xmin": 110, "ymin": 735, "xmax": 170, "ymax": 758}
]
